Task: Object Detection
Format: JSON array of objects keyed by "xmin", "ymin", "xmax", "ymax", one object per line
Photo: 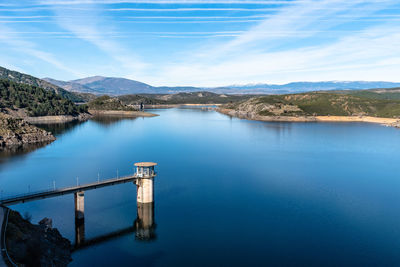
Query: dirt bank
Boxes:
[
  {"xmin": 88, "ymin": 109, "xmax": 158, "ymax": 117},
  {"xmin": 25, "ymin": 113, "xmax": 92, "ymax": 124}
]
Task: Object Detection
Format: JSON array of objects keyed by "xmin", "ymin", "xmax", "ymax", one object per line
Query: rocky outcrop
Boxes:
[
  {"xmin": 387, "ymin": 120, "xmax": 400, "ymax": 128},
  {"xmin": 5, "ymin": 209, "xmax": 72, "ymax": 266},
  {"xmin": 223, "ymin": 97, "xmax": 303, "ymax": 118},
  {"xmin": 218, "ymin": 107, "xmax": 317, "ymax": 122},
  {"xmin": 0, "ymin": 113, "xmax": 55, "ymax": 148}
]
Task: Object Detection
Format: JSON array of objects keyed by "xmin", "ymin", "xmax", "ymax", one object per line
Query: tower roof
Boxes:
[{"xmin": 134, "ymin": 162, "xmax": 157, "ymax": 167}]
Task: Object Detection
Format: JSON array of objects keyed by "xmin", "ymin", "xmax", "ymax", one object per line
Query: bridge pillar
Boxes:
[
  {"xmin": 74, "ymin": 191, "xmax": 85, "ymax": 247},
  {"xmin": 74, "ymin": 191, "xmax": 85, "ymax": 220},
  {"xmin": 134, "ymin": 162, "xmax": 157, "ymax": 204}
]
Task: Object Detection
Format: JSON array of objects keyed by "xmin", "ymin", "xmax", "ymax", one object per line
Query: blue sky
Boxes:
[{"xmin": 0, "ymin": 0, "xmax": 400, "ymax": 86}]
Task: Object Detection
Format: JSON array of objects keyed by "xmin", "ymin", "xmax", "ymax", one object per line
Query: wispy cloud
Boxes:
[
  {"xmin": 37, "ymin": 0, "xmax": 302, "ymax": 5},
  {"xmin": 50, "ymin": 0, "xmax": 148, "ymax": 76},
  {"xmin": 0, "ymin": 24, "xmax": 83, "ymax": 77},
  {"xmin": 137, "ymin": 0, "xmax": 400, "ymax": 86}
]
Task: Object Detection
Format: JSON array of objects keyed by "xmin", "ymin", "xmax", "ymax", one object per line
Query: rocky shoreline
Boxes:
[
  {"xmin": 0, "ymin": 113, "xmax": 56, "ymax": 148},
  {"xmin": 4, "ymin": 208, "xmax": 72, "ymax": 266},
  {"xmin": 25, "ymin": 112, "xmax": 92, "ymax": 124},
  {"xmin": 218, "ymin": 108, "xmax": 400, "ymax": 128}
]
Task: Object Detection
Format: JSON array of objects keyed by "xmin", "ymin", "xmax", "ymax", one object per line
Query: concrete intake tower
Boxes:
[{"xmin": 134, "ymin": 162, "xmax": 157, "ymax": 203}]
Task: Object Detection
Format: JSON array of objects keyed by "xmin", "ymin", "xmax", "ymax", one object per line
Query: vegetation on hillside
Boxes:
[
  {"xmin": 0, "ymin": 79, "xmax": 87, "ymax": 116},
  {"xmin": 87, "ymin": 95, "xmax": 135, "ymax": 111},
  {"xmin": 341, "ymin": 88, "xmax": 400, "ymax": 100},
  {"xmin": 226, "ymin": 91, "xmax": 400, "ymax": 118},
  {"xmin": 0, "ymin": 66, "xmax": 83, "ymax": 102}
]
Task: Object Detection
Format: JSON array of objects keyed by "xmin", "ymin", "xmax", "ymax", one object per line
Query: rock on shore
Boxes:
[
  {"xmin": 0, "ymin": 113, "xmax": 55, "ymax": 148},
  {"xmin": 5, "ymin": 209, "xmax": 72, "ymax": 266}
]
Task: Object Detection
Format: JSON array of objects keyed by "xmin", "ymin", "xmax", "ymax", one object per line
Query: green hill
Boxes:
[
  {"xmin": 0, "ymin": 66, "xmax": 83, "ymax": 102},
  {"xmin": 226, "ymin": 91, "xmax": 400, "ymax": 118},
  {"xmin": 0, "ymin": 79, "xmax": 87, "ymax": 116}
]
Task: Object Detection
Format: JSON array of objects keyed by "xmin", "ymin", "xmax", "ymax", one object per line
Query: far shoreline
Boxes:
[
  {"xmin": 24, "ymin": 110, "xmax": 158, "ymax": 124},
  {"xmin": 217, "ymin": 108, "xmax": 400, "ymax": 128},
  {"xmin": 88, "ymin": 109, "xmax": 158, "ymax": 117}
]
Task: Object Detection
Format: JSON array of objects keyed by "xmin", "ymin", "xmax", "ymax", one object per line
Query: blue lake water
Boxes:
[{"xmin": 1, "ymin": 108, "xmax": 400, "ymax": 266}]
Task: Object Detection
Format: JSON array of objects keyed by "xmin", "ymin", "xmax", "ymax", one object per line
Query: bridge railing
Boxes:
[{"xmin": 0, "ymin": 173, "xmax": 137, "ymax": 203}]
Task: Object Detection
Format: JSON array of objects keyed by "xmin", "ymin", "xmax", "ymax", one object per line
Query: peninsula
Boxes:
[{"xmin": 218, "ymin": 91, "xmax": 400, "ymax": 127}]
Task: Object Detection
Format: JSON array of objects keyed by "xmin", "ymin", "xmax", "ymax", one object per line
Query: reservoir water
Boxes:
[{"xmin": 1, "ymin": 108, "xmax": 400, "ymax": 266}]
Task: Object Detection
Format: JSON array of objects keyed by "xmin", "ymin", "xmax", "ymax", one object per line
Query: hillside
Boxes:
[
  {"xmin": 341, "ymin": 88, "xmax": 400, "ymax": 100},
  {"xmin": 223, "ymin": 92, "xmax": 400, "ymax": 118},
  {"xmin": 0, "ymin": 67, "xmax": 83, "ymax": 102},
  {"xmin": 87, "ymin": 95, "xmax": 135, "ymax": 111},
  {"xmin": 0, "ymin": 79, "xmax": 87, "ymax": 116}
]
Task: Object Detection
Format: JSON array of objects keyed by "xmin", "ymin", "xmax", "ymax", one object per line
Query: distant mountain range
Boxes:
[
  {"xmin": 43, "ymin": 76, "xmax": 203, "ymax": 95},
  {"xmin": 43, "ymin": 76, "xmax": 400, "ymax": 96}
]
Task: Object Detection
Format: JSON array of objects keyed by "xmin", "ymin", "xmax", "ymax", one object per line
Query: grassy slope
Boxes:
[
  {"xmin": 235, "ymin": 91, "xmax": 400, "ymax": 118},
  {"xmin": 341, "ymin": 88, "xmax": 400, "ymax": 100}
]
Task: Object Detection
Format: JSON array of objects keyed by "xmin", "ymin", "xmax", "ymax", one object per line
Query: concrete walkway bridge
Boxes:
[{"xmin": 0, "ymin": 162, "xmax": 158, "ymax": 265}]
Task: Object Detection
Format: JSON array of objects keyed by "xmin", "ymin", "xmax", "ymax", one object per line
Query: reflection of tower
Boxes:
[
  {"xmin": 133, "ymin": 162, "xmax": 157, "ymax": 240},
  {"xmin": 134, "ymin": 202, "xmax": 156, "ymax": 241}
]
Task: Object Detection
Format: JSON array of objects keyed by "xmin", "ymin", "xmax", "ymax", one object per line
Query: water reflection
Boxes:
[
  {"xmin": 75, "ymin": 217, "xmax": 85, "ymax": 248},
  {"xmin": 134, "ymin": 202, "xmax": 156, "ymax": 241},
  {"xmin": 90, "ymin": 116, "xmax": 138, "ymax": 127},
  {"xmin": 34, "ymin": 120, "xmax": 82, "ymax": 136},
  {"xmin": 0, "ymin": 141, "xmax": 53, "ymax": 165},
  {"xmin": 74, "ymin": 202, "xmax": 156, "ymax": 250}
]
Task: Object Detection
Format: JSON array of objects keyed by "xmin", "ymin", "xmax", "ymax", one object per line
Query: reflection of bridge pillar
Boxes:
[
  {"xmin": 74, "ymin": 191, "xmax": 85, "ymax": 246},
  {"xmin": 134, "ymin": 202, "xmax": 156, "ymax": 241},
  {"xmin": 75, "ymin": 216, "xmax": 85, "ymax": 247},
  {"xmin": 74, "ymin": 191, "xmax": 85, "ymax": 219}
]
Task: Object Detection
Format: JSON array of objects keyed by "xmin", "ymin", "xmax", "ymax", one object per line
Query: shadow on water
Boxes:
[
  {"xmin": 34, "ymin": 120, "xmax": 82, "ymax": 136},
  {"xmin": 0, "ymin": 141, "xmax": 53, "ymax": 165},
  {"xmin": 0, "ymin": 120, "xmax": 83, "ymax": 161}
]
